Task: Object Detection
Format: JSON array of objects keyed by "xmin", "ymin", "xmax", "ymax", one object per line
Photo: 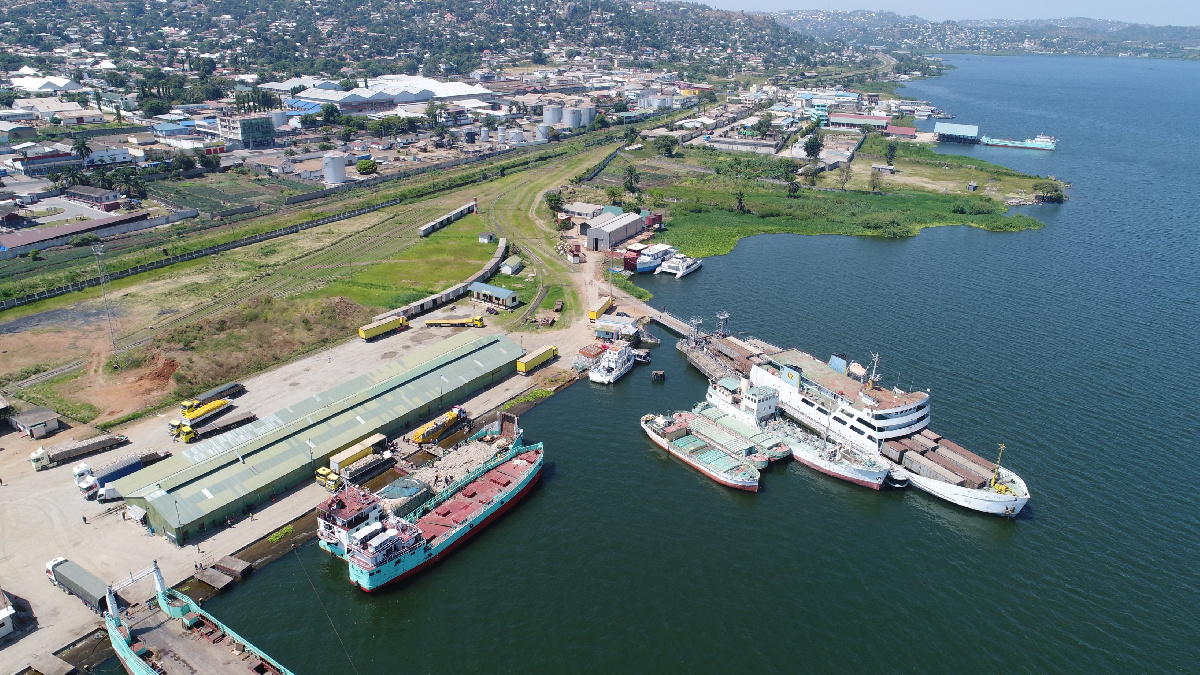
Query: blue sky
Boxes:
[{"xmin": 704, "ymin": 0, "xmax": 1200, "ymax": 26}]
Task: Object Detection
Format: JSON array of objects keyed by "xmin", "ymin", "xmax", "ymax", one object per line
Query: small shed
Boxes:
[
  {"xmin": 10, "ymin": 406, "xmax": 60, "ymax": 439},
  {"xmin": 871, "ymin": 164, "xmax": 895, "ymax": 174},
  {"xmin": 478, "ymin": 231, "xmax": 495, "ymax": 244},
  {"xmin": 468, "ymin": 281, "xmax": 519, "ymax": 308},
  {"xmin": 500, "ymin": 255, "xmax": 523, "ymax": 275},
  {"xmin": 594, "ymin": 316, "xmax": 638, "ymax": 340}
]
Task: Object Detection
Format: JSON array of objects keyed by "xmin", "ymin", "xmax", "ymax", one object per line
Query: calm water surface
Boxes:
[{"xmin": 105, "ymin": 55, "xmax": 1199, "ymax": 673}]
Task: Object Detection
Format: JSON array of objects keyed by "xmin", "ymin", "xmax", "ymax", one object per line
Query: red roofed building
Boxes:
[{"xmin": 884, "ymin": 125, "xmax": 918, "ymax": 138}]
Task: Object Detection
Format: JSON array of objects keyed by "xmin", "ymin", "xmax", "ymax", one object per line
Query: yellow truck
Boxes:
[
  {"xmin": 169, "ymin": 399, "xmax": 232, "ymax": 434},
  {"xmin": 358, "ymin": 315, "xmax": 409, "ymax": 340},
  {"xmin": 412, "ymin": 405, "xmax": 466, "ymax": 444},
  {"xmin": 314, "ymin": 467, "xmax": 342, "ymax": 491},
  {"xmin": 517, "ymin": 345, "xmax": 558, "ymax": 374},
  {"xmin": 329, "ymin": 434, "xmax": 386, "ymax": 473},
  {"xmin": 425, "ymin": 316, "xmax": 485, "ymax": 328},
  {"xmin": 589, "ymin": 296, "xmax": 613, "ymax": 322}
]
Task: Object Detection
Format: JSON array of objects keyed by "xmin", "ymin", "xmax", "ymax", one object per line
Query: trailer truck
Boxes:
[
  {"xmin": 358, "ymin": 315, "xmax": 409, "ymax": 340},
  {"xmin": 180, "ymin": 382, "xmax": 244, "ymax": 409},
  {"xmin": 517, "ymin": 345, "xmax": 558, "ymax": 374},
  {"xmin": 169, "ymin": 399, "xmax": 232, "ymax": 435},
  {"xmin": 175, "ymin": 411, "xmax": 256, "ymax": 443},
  {"xmin": 74, "ymin": 449, "xmax": 170, "ymax": 500},
  {"xmin": 30, "ymin": 433, "xmax": 128, "ymax": 471},
  {"xmin": 424, "ymin": 316, "xmax": 485, "ymax": 328},
  {"xmin": 46, "ymin": 558, "xmax": 109, "ymax": 613}
]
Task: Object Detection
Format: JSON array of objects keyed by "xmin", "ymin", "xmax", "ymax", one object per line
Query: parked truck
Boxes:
[
  {"xmin": 175, "ymin": 411, "xmax": 256, "ymax": 443},
  {"xmin": 424, "ymin": 316, "xmax": 485, "ymax": 328},
  {"xmin": 181, "ymin": 382, "xmax": 245, "ymax": 408},
  {"xmin": 46, "ymin": 557, "xmax": 109, "ymax": 613},
  {"xmin": 29, "ymin": 433, "xmax": 128, "ymax": 471},
  {"xmin": 411, "ymin": 406, "xmax": 465, "ymax": 444},
  {"xmin": 169, "ymin": 399, "xmax": 232, "ymax": 435},
  {"xmin": 341, "ymin": 453, "xmax": 395, "ymax": 485},
  {"xmin": 358, "ymin": 315, "xmax": 409, "ymax": 340},
  {"xmin": 329, "ymin": 434, "xmax": 386, "ymax": 474},
  {"xmin": 74, "ymin": 449, "xmax": 170, "ymax": 500},
  {"xmin": 517, "ymin": 345, "xmax": 558, "ymax": 374}
]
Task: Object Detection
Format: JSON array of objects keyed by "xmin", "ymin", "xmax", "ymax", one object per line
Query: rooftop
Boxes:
[
  {"xmin": 768, "ymin": 349, "xmax": 928, "ymax": 411},
  {"xmin": 934, "ymin": 122, "xmax": 980, "ymax": 138}
]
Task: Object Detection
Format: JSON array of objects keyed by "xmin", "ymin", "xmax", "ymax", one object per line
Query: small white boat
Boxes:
[
  {"xmin": 656, "ymin": 254, "xmax": 702, "ymax": 278},
  {"xmin": 589, "ymin": 340, "xmax": 635, "ymax": 384}
]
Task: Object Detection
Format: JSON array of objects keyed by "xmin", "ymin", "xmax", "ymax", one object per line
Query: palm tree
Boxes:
[
  {"xmin": 71, "ymin": 136, "xmax": 93, "ymax": 165},
  {"xmin": 92, "ymin": 166, "xmax": 114, "ymax": 190},
  {"xmin": 47, "ymin": 171, "xmax": 64, "ymax": 190},
  {"xmin": 623, "ymin": 165, "xmax": 640, "ymax": 193},
  {"xmin": 733, "ymin": 188, "xmax": 746, "ymax": 213},
  {"xmin": 62, "ymin": 165, "xmax": 84, "ymax": 187}
]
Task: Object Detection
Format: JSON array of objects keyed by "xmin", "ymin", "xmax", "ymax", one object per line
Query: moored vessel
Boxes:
[
  {"xmin": 981, "ymin": 133, "xmax": 1057, "ymax": 150},
  {"xmin": 589, "ymin": 340, "xmax": 635, "ymax": 384},
  {"xmin": 636, "ymin": 243, "xmax": 677, "ymax": 272},
  {"xmin": 656, "ymin": 254, "xmax": 703, "ymax": 278},
  {"xmin": 784, "ymin": 430, "xmax": 890, "ymax": 490},
  {"xmin": 641, "ymin": 412, "xmax": 760, "ymax": 491}
]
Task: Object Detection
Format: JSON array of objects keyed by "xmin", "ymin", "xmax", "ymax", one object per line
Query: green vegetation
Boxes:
[
  {"xmin": 0, "ymin": 362, "xmax": 51, "ymax": 388},
  {"xmin": 268, "ymin": 525, "xmax": 295, "ymax": 544},
  {"xmin": 18, "ymin": 371, "xmax": 101, "ymax": 423},
  {"xmin": 611, "ymin": 274, "xmax": 654, "ymax": 301},
  {"xmin": 538, "ymin": 284, "xmax": 567, "ymax": 311},
  {"xmin": 860, "ymin": 136, "xmax": 1026, "ymax": 177},
  {"xmin": 502, "ymin": 388, "xmax": 553, "ymax": 410}
]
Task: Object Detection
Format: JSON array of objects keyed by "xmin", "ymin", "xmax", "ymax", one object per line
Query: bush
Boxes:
[
  {"xmin": 356, "ymin": 159, "xmax": 378, "ymax": 175},
  {"xmin": 268, "ymin": 525, "xmax": 294, "ymax": 543}
]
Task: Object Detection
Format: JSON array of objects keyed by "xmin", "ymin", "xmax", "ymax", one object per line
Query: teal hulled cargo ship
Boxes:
[{"xmin": 343, "ymin": 421, "xmax": 543, "ymax": 592}]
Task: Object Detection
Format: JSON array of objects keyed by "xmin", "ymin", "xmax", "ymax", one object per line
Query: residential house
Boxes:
[{"xmin": 13, "ymin": 98, "xmax": 105, "ymax": 125}]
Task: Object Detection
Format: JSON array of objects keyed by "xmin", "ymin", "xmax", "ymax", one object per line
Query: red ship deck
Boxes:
[{"xmin": 415, "ymin": 450, "xmax": 538, "ymax": 545}]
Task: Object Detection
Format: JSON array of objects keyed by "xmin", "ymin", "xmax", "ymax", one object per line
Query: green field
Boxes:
[{"xmin": 148, "ymin": 172, "xmax": 310, "ymax": 212}]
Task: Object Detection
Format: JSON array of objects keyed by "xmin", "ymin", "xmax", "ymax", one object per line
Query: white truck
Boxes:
[{"xmin": 30, "ymin": 434, "xmax": 128, "ymax": 471}]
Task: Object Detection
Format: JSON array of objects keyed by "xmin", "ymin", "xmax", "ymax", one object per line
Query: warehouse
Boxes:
[
  {"xmin": 585, "ymin": 212, "xmax": 644, "ymax": 251},
  {"xmin": 114, "ymin": 332, "xmax": 524, "ymax": 544},
  {"xmin": 934, "ymin": 122, "xmax": 980, "ymax": 144}
]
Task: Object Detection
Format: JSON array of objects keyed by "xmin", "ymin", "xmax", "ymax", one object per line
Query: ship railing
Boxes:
[
  {"xmin": 105, "ymin": 613, "xmax": 157, "ymax": 675},
  {"xmin": 158, "ymin": 589, "xmax": 296, "ymax": 675},
  {"xmin": 407, "ymin": 442, "xmax": 533, "ymax": 520},
  {"xmin": 349, "ymin": 537, "xmax": 423, "ymax": 570}
]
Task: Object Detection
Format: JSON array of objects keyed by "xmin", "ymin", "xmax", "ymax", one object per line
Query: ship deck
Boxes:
[
  {"xmin": 768, "ymin": 349, "xmax": 927, "ymax": 410},
  {"xmin": 415, "ymin": 450, "xmax": 539, "ymax": 545},
  {"xmin": 122, "ymin": 602, "xmax": 272, "ymax": 674}
]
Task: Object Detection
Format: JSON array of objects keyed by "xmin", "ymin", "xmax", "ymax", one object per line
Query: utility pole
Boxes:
[{"xmin": 92, "ymin": 244, "xmax": 122, "ymax": 369}]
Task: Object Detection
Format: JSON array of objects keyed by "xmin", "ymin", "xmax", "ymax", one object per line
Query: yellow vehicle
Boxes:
[
  {"xmin": 589, "ymin": 296, "xmax": 613, "ymax": 321},
  {"xmin": 178, "ymin": 398, "xmax": 231, "ymax": 421},
  {"xmin": 425, "ymin": 316, "xmax": 485, "ymax": 328},
  {"xmin": 517, "ymin": 345, "xmax": 558, "ymax": 374},
  {"xmin": 358, "ymin": 315, "xmax": 409, "ymax": 340},
  {"xmin": 412, "ymin": 405, "xmax": 466, "ymax": 444},
  {"xmin": 315, "ymin": 467, "xmax": 342, "ymax": 491}
]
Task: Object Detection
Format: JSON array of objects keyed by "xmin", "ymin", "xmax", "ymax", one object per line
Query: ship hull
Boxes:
[
  {"xmin": 642, "ymin": 421, "xmax": 758, "ymax": 491},
  {"xmin": 353, "ymin": 456, "xmax": 542, "ymax": 592},
  {"xmin": 901, "ymin": 466, "xmax": 1030, "ymax": 516},
  {"xmin": 791, "ymin": 446, "xmax": 887, "ymax": 490},
  {"xmin": 589, "ymin": 357, "xmax": 633, "ymax": 384}
]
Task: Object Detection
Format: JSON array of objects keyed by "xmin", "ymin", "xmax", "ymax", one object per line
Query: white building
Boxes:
[
  {"xmin": 9, "ymin": 76, "xmax": 84, "ymax": 94},
  {"xmin": 13, "ymin": 98, "xmax": 105, "ymax": 125},
  {"xmin": 83, "ymin": 144, "xmax": 133, "ymax": 167},
  {"xmin": 260, "ymin": 76, "xmax": 342, "ymax": 94}
]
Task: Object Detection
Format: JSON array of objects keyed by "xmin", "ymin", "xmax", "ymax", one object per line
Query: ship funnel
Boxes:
[{"xmin": 739, "ymin": 377, "xmax": 750, "ymax": 394}]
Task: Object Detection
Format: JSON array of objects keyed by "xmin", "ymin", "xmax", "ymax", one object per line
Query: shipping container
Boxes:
[
  {"xmin": 193, "ymin": 382, "xmax": 245, "ymax": 405},
  {"xmin": 881, "ymin": 441, "xmax": 907, "ymax": 463},
  {"xmin": 517, "ymin": 345, "xmax": 558, "ymax": 374},
  {"xmin": 912, "ymin": 435, "xmax": 938, "ymax": 452},
  {"xmin": 902, "ymin": 451, "xmax": 965, "ymax": 487},
  {"xmin": 330, "ymin": 433, "xmax": 387, "ymax": 473},
  {"xmin": 358, "ymin": 315, "xmax": 409, "ymax": 340},
  {"xmin": 919, "ymin": 428, "xmax": 942, "ymax": 442},
  {"xmin": 930, "ymin": 448, "xmax": 991, "ymax": 486},
  {"xmin": 897, "ymin": 437, "xmax": 926, "ymax": 455},
  {"xmin": 923, "ymin": 450, "xmax": 985, "ymax": 489},
  {"xmin": 589, "ymin": 296, "xmax": 613, "ymax": 321},
  {"xmin": 936, "ymin": 438, "xmax": 998, "ymax": 471}
]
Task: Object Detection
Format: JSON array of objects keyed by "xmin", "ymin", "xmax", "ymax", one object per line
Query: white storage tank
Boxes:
[
  {"xmin": 543, "ymin": 105, "xmax": 563, "ymax": 125},
  {"xmin": 507, "ymin": 128, "xmax": 525, "ymax": 144},
  {"xmin": 579, "ymin": 105, "xmax": 597, "ymax": 126},
  {"xmin": 536, "ymin": 124, "xmax": 551, "ymax": 140},
  {"xmin": 564, "ymin": 108, "xmax": 582, "ymax": 128},
  {"xmin": 323, "ymin": 151, "xmax": 347, "ymax": 184},
  {"xmin": 269, "ymin": 110, "xmax": 287, "ymax": 127},
  {"xmin": 480, "ymin": 127, "xmax": 491, "ymax": 142}
]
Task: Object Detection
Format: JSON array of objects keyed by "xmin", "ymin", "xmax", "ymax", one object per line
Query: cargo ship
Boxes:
[
  {"xmin": 747, "ymin": 349, "xmax": 1029, "ymax": 515},
  {"xmin": 981, "ymin": 134, "xmax": 1057, "ymax": 150},
  {"xmin": 346, "ymin": 425, "xmax": 543, "ymax": 592},
  {"xmin": 640, "ymin": 411, "xmax": 760, "ymax": 491}
]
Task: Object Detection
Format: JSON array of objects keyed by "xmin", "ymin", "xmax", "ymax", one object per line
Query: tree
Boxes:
[
  {"xmin": 356, "ymin": 159, "xmax": 378, "ymax": 175},
  {"xmin": 605, "ymin": 184, "xmax": 624, "ymax": 206},
  {"xmin": 733, "ymin": 189, "xmax": 746, "ymax": 212},
  {"xmin": 194, "ymin": 57, "xmax": 216, "ymax": 77},
  {"xmin": 623, "ymin": 127, "xmax": 640, "ymax": 145},
  {"xmin": 531, "ymin": 50, "xmax": 548, "ymax": 65},
  {"xmin": 71, "ymin": 136, "xmax": 94, "ymax": 164},
  {"xmin": 1032, "ymin": 181, "xmax": 1066, "ymax": 203},
  {"xmin": 752, "ymin": 112, "xmax": 773, "ymax": 137},
  {"xmin": 300, "ymin": 113, "xmax": 318, "ymax": 128},
  {"xmin": 141, "ymin": 98, "xmax": 170, "ymax": 117},
  {"xmin": 803, "ymin": 133, "xmax": 824, "ymax": 161},
  {"xmin": 198, "ymin": 152, "xmax": 222, "ymax": 172},
  {"xmin": 787, "ymin": 178, "xmax": 800, "ymax": 198},
  {"xmin": 545, "ymin": 191, "xmax": 564, "ymax": 212},
  {"xmin": 802, "ymin": 162, "xmax": 819, "ymax": 186},
  {"xmin": 170, "ymin": 153, "xmax": 196, "ymax": 172},
  {"xmin": 321, "ymin": 103, "xmax": 340, "ymax": 124},
  {"xmin": 653, "ymin": 135, "xmax": 679, "ymax": 158},
  {"xmin": 611, "ymin": 99, "xmax": 629, "ymax": 113},
  {"xmin": 868, "ymin": 170, "xmax": 884, "ymax": 193},
  {"xmin": 623, "ymin": 165, "xmax": 641, "ymax": 193},
  {"xmin": 62, "ymin": 165, "xmax": 84, "ymax": 187},
  {"xmin": 47, "ymin": 171, "xmax": 64, "ymax": 189},
  {"xmin": 837, "ymin": 162, "xmax": 853, "ymax": 191},
  {"xmin": 338, "ymin": 78, "xmax": 358, "ymax": 91},
  {"xmin": 424, "ymin": 101, "xmax": 446, "ymax": 126}
]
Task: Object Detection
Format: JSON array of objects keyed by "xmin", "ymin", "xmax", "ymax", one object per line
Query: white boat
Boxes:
[
  {"xmin": 636, "ymin": 244, "xmax": 676, "ymax": 273},
  {"xmin": 748, "ymin": 349, "xmax": 1030, "ymax": 516},
  {"xmin": 784, "ymin": 431, "xmax": 890, "ymax": 490},
  {"xmin": 589, "ymin": 340, "xmax": 635, "ymax": 384},
  {"xmin": 656, "ymin": 254, "xmax": 702, "ymax": 278}
]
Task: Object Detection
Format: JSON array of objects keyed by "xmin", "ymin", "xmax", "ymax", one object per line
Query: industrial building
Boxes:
[
  {"xmin": 469, "ymin": 281, "xmax": 519, "ymax": 308},
  {"xmin": 934, "ymin": 122, "xmax": 980, "ymax": 144},
  {"xmin": 115, "ymin": 332, "xmax": 525, "ymax": 544},
  {"xmin": 585, "ymin": 212, "xmax": 644, "ymax": 251}
]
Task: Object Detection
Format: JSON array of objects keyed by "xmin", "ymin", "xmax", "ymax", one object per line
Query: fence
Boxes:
[
  {"xmin": 204, "ymin": 204, "xmax": 260, "ymax": 220},
  {"xmin": 0, "ymin": 209, "xmax": 199, "ymax": 262}
]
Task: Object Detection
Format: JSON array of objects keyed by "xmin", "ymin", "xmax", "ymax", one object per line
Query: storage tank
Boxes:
[
  {"xmin": 269, "ymin": 110, "xmax": 287, "ymax": 127},
  {"xmin": 480, "ymin": 127, "xmax": 491, "ymax": 142},
  {"xmin": 535, "ymin": 124, "xmax": 551, "ymax": 141},
  {"xmin": 564, "ymin": 108, "xmax": 582, "ymax": 128},
  {"xmin": 543, "ymin": 105, "xmax": 563, "ymax": 125},
  {"xmin": 507, "ymin": 128, "xmax": 525, "ymax": 144},
  {"xmin": 323, "ymin": 151, "xmax": 347, "ymax": 184},
  {"xmin": 579, "ymin": 105, "xmax": 597, "ymax": 126},
  {"xmin": 464, "ymin": 128, "xmax": 477, "ymax": 144}
]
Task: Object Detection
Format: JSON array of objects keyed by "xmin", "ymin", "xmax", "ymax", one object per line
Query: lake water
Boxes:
[{"xmin": 104, "ymin": 55, "xmax": 1199, "ymax": 673}]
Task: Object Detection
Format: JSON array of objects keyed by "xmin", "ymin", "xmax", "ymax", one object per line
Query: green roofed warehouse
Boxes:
[{"xmin": 114, "ymin": 332, "xmax": 525, "ymax": 545}]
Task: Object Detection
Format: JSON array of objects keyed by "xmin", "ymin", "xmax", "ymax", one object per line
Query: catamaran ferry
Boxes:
[
  {"xmin": 636, "ymin": 244, "xmax": 677, "ymax": 272},
  {"xmin": 747, "ymin": 349, "xmax": 1029, "ymax": 515}
]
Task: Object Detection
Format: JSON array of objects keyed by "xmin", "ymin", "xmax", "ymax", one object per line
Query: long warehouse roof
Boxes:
[{"xmin": 114, "ymin": 332, "xmax": 523, "ymax": 529}]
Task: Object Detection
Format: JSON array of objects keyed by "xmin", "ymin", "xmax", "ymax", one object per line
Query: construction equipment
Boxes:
[
  {"xmin": 424, "ymin": 316, "xmax": 485, "ymax": 328},
  {"xmin": 411, "ymin": 405, "xmax": 466, "ymax": 444},
  {"xmin": 358, "ymin": 315, "xmax": 409, "ymax": 340},
  {"xmin": 29, "ymin": 433, "xmax": 127, "ymax": 471},
  {"xmin": 175, "ymin": 411, "xmax": 257, "ymax": 443}
]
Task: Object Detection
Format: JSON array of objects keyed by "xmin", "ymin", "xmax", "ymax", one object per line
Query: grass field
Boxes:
[{"xmin": 147, "ymin": 172, "xmax": 309, "ymax": 212}]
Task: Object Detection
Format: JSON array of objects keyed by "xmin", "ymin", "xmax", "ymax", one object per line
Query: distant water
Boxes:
[{"xmin": 102, "ymin": 56, "xmax": 1199, "ymax": 673}]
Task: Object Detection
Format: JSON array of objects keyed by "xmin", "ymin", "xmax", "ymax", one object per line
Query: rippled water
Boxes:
[{"xmin": 103, "ymin": 55, "xmax": 1199, "ymax": 673}]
